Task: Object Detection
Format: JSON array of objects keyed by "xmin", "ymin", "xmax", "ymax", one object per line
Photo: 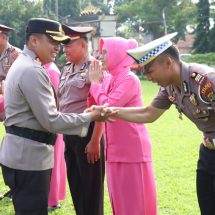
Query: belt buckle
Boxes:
[{"xmin": 203, "ymin": 137, "xmax": 215, "ymax": 150}]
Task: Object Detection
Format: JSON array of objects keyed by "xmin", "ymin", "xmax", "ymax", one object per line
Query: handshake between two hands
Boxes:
[{"xmin": 85, "ymin": 103, "xmax": 118, "ymax": 122}]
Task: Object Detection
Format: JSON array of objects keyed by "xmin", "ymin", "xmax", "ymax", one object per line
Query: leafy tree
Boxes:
[
  {"xmin": 59, "ymin": 0, "xmax": 80, "ymax": 18},
  {"xmin": 115, "ymin": 0, "xmax": 196, "ymax": 42},
  {"xmin": 193, "ymin": 0, "xmax": 210, "ymax": 53},
  {"xmin": 208, "ymin": 0, "xmax": 215, "ymax": 52},
  {"xmin": 0, "ymin": 0, "xmax": 46, "ymax": 49},
  {"xmin": 43, "ymin": 0, "xmax": 80, "ymax": 20}
]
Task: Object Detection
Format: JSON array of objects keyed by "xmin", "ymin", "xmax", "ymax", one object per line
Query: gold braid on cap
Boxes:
[
  {"xmin": 46, "ymin": 25, "xmax": 65, "ymax": 35},
  {"xmin": 59, "ymin": 25, "xmax": 65, "ymax": 35}
]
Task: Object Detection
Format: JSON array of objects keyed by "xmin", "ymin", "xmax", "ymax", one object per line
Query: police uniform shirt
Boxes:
[
  {"xmin": 0, "ymin": 45, "xmax": 91, "ymax": 171},
  {"xmin": 152, "ymin": 61, "xmax": 215, "ymax": 172},
  {"xmin": 0, "ymin": 43, "xmax": 21, "ymax": 81},
  {"xmin": 58, "ymin": 56, "xmax": 92, "ymax": 114}
]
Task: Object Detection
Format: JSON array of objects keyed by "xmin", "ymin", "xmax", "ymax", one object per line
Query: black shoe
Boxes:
[
  {"xmin": 0, "ymin": 190, "xmax": 13, "ymax": 202},
  {"xmin": 48, "ymin": 204, "xmax": 61, "ymax": 212}
]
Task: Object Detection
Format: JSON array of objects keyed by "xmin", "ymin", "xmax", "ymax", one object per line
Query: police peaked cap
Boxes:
[
  {"xmin": 62, "ymin": 24, "xmax": 93, "ymax": 40},
  {"xmin": 26, "ymin": 18, "xmax": 70, "ymax": 44},
  {"xmin": 0, "ymin": 24, "xmax": 13, "ymax": 33},
  {"xmin": 127, "ymin": 32, "xmax": 178, "ymax": 66}
]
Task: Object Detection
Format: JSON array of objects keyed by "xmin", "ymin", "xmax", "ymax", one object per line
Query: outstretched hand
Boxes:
[{"xmin": 84, "ymin": 103, "xmax": 118, "ymax": 122}]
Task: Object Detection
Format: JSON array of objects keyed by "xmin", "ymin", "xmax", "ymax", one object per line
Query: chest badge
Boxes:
[
  {"xmin": 168, "ymin": 96, "xmax": 175, "ymax": 102},
  {"xmin": 189, "ymin": 93, "xmax": 198, "ymax": 106},
  {"xmin": 3, "ymin": 57, "xmax": 9, "ymax": 65},
  {"xmin": 80, "ymin": 72, "xmax": 87, "ymax": 77}
]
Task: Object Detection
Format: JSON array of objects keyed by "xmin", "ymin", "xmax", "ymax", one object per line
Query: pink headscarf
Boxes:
[
  {"xmin": 44, "ymin": 62, "xmax": 60, "ymax": 91},
  {"xmin": 100, "ymin": 37, "xmax": 138, "ymax": 77}
]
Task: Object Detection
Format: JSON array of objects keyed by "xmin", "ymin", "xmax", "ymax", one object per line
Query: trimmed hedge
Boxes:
[{"xmin": 181, "ymin": 53, "xmax": 215, "ymax": 66}]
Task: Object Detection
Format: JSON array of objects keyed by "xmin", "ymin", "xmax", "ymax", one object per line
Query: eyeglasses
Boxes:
[{"xmin": 98, "ymin": 50, "xmax": 107, "ymax": 60}]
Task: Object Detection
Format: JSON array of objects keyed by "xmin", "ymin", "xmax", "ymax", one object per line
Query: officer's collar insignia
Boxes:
[
  {"xmin": 81, "ymin": 63, "xmax": 87, "ymax": 70},
  {"xmin": 189, "ymin": 93, "xmax": 198, "ymax": 106},
  {"xmin": 198, "ymin": 81, "xmax": 214, "ymax": 104},
  {"xmin": 191, "ymin": 72, "xmax": 205, "ymax": 85}
]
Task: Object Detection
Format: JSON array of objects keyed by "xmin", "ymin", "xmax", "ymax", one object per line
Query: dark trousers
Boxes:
[
  {"xmin": 197, "ymin": 144, "xmax": 215, "ymax": 215},
  {"xmin": 64, "ymin": 123, "xmax": 105, "ymax": 215},
  {"xmin": 1, "ymin": 165, "xmax": 51, "ymax": 215},
  {"xmin": 197, "ymin": 170, "xmax": 215, "ymax": 215}
]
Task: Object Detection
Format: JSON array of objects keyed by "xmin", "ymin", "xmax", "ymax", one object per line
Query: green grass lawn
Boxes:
[{"xmin": 0, "ymin": 80, "xmax": 201, "ymax": 214}]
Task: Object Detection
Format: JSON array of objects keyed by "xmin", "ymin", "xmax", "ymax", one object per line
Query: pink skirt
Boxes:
[
  {"xmin": 48, "ymin": 134, "xmax": 66, "ymax": 206},
  {"xmin": 106, "ymin": 162, "xmax": 157, "ymax": 215}
]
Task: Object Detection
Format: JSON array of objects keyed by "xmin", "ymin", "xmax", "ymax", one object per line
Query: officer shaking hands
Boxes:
[
  {"xmin": 58, "ymin": 24, "xmax": 105, "ymax": 215},
  {"xmin": 98, "ymin": 32, "xmax": 215, "ymax": 215},
  {"xmin": 0, "ymin": 18, "xmax": 109, "ymax": 215}
]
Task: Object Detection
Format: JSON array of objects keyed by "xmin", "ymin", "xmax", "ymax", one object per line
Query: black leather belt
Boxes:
[{"xmin": 5, "ymin": 125, "xmax": 57, "ymax": 145}]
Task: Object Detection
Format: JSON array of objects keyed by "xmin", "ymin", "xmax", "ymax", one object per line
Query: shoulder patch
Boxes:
[{"xmin": 198, "ymin": 81, "xmax": 214, "ymax": 104}]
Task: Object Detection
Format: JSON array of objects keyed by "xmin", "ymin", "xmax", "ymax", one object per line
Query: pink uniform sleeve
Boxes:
[
  {"xmin": 87, "ymin": 92, "xmax": 97, "ymax": 107},
  {"xmin": 90, "ymin": 76, "xmax": 139, "ymax": 107}
]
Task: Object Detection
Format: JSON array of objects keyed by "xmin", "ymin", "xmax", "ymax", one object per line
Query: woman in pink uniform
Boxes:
[
  {"xmin": 88, "ymin": 37, "xmax": 157, "ymax": 215},
  {"xmin": 44, "ymin": 62, "xmax": 66, "ymax": 210}
]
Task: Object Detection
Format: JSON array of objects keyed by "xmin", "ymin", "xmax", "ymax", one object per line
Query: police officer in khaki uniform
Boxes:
[
  {"xmin": 0, "ymin": 24, "xmax": 21, "ymax": 93},
  {"xmin": 58, "ymin": 24, "xmax": 104, "ymax": 215},
  {"xmin": 0, "ymin": 24, "xmax": 21, "ymax": 200},
  {"xmin": 94, "ymin": 33, "xmax": 215, "ymax": 215},
  {"xmin": 0, "ymin": 18, "xmax": 108, "ymax": 215}
]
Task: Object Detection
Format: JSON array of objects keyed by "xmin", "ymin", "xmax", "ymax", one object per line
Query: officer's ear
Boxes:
[
  {"xmin": 79, "ymin": 38, "xmax": 87, "ymax": 48},
  {"xmin": 28, "ymin": 34, "xmax": 43, "ymax": 47},
  {"xmin": 166, "ymin": 56, "xmax": 172, "ymax": 65},
  {"xmin": 163, "ymin": 55, "xmax": 174, "ymax": 69},
  {"xmin": 0, "ymin": 33, "xmax": 8, "ymax": 41}
]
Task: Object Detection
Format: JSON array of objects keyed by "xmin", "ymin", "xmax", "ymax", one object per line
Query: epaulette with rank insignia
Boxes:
[
  {"xmin": 8, "ymin": 47, "xmax": 15, "ymax": 52},
  {"xmin": 191, "ymin": 72, "xmax": 205, "ymax": 85},
  {"xmin": 12, "ymin": 51, "xmax": 19, "ymax": 61}
]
